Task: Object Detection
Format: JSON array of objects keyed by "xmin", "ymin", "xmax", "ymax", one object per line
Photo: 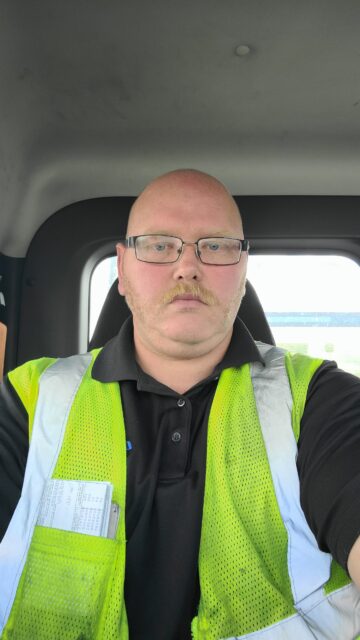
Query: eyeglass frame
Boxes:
[{"xmin": 124, "ymin": 235, "xmax": 250, "ymax": 265}]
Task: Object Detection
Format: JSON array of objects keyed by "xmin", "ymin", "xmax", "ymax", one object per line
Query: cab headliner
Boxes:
[{"xmin": 1, "ymin": 1, "xmax": 360, "ymax": 256}]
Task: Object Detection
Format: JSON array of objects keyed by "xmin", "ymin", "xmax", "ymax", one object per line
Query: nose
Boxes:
[{"xmin": 172, "ymin": 242, "xmax": 202, "ymax": 281}]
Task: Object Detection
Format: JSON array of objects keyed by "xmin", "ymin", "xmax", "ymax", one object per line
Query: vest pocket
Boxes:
[{"xmin": 6, "ymin": 525, "xmax": 123, "ymax": 640}]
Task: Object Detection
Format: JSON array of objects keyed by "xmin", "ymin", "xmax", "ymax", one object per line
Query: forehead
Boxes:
[{"xmin": 128, "ymin": 178, "xmax": 243, "ymax": 236}]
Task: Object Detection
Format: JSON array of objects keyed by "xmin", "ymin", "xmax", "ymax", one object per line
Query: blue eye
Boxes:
[
  {"xmin": 154, "ymin": 243, "xmax": 167, "ymax": 252},
  {"xmin": 207, "ymin": 242, "xmax": 220, "ymax": 251}
]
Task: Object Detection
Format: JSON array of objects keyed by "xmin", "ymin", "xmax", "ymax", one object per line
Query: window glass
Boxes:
[
  {"xmin": 247, "ymin": 255, "xmax": 360, "ymax": 377},
  {"xmin": 89, "ymin": 257, "xmax": 118, "ymax": 339},
  {"xmin": 90, "ymin": 254, "xmax": 360, "ymax": 377}
]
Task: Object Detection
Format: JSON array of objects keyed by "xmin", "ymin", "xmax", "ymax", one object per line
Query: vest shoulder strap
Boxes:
[{"xmin": 250, "ymin": 344, "xmax": 331, "ymax": 605}]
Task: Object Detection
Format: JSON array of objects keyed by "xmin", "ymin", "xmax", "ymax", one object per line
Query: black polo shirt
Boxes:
[
  {"xmin": 1, "ymin": 318, "xmax": 360, "ymax": 639},
  {"xmin": 92, "ymin": 317, "xmax": 263, "ymax": 640}
]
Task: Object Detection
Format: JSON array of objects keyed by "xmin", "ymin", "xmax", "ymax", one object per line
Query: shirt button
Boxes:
[
  {"xmin": 177, "ymin": 398, "xmax": 186, "ymax": 407},
  {"xmin": 172, "ymin": 431, "xmax": 182, "ymax": 443}
]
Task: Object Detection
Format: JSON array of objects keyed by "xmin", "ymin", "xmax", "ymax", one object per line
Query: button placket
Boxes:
[
  {"xmin": 172, "ymin": 399, "xmax": 185, "ymax": 443},
  {"xmin": 160, "ymin": 396, "xmax": 191, "ymax": 477}
]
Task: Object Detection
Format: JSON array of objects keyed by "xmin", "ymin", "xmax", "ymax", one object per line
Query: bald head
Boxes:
[
  {"xmin": 117, "ymin": 168, "xmax": 248, "ymax": 372},
  {"xmin": 127, "ymin": 169, "xmax": 243, "ymax": 237}
]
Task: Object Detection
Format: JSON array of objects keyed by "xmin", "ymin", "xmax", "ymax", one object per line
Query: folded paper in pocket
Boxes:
[{"xmin": 37, "ymin": 478, "xmax": 114, "ymax": 537}]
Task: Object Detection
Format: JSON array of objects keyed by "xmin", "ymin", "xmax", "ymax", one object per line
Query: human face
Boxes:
[{"xmin": 117, "ymin": 174, "xmax": 248, "ymax": 357}]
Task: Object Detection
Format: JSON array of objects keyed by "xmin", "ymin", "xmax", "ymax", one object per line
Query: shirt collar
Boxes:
[{"xmin": 92, "ymin": 316, "xmax": 264, "ymax": 384}]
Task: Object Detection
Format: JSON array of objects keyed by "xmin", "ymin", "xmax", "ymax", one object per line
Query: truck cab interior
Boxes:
[{"xmin": 0, "ymin": 1, "xmax": 359, "ymax": 378}]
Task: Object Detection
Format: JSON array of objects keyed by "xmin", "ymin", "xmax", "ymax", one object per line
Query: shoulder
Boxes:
[
  {"xmin": 6, "ymin": 350, "xmax": 102, "ymax": 414},
  {"xmin": 307, "ymin": 360, "xmax": 360, "ymax": 397},
  {"xmin": 7, "ymin": 357, "xmax": 56, "ymax": 411}
]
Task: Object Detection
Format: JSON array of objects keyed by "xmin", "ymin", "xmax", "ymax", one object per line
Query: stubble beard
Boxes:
[{"xmin": 122, "ymin": 272, "xmax": 247, "ymax": 350}]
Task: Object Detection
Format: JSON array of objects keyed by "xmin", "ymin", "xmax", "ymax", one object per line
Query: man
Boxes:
[{"xmin": 0, "ymin": 169, "xmax": 360, "ymax": 639}]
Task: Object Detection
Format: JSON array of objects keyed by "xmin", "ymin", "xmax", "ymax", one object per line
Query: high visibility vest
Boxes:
[{"xmin": 0, "ymin": 344, "xmax": 359, "ymax": 640}]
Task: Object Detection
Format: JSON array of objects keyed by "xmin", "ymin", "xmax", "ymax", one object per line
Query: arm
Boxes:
[
  {"xmin": 297, "ymin": 362, "xmax": 360, "ymax": 575},
  {"xmin": 348, "ymin": 536, "xmax": 360, "ymax": 588},
  {"xmin": 0, "ymin": 375, "xmax": 28, "ymax": 541},
  {"xmin": 0, "ymin": 322, "xmax": 6, "ymax": 381}
]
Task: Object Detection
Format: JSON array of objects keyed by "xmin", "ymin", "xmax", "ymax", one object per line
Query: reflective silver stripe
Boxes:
[
  {"xmin": 222, "ymin": 583, "xmax": 360, "ymax": 639},
  {"xmin": 250, "ymin": 344, "xmax": 331, "ymax": 605},
  {"xmin": 0, "ymin": 353, "xmax": 92, "ymax": 633}
]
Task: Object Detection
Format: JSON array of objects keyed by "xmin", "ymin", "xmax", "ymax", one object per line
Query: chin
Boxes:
[
  {"xmin": 161, "ymin": 320, "xmax": 203, "ymax": 340},
  {"xmin": 165, "ymin": 328, "xmax": 204, "ymax": 344},
  {"xmin": 162, "ymin": 320, "xmax": 219, "ymax": 345}
]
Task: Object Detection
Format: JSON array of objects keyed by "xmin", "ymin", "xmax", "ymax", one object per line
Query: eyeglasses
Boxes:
[{"xmin": 125, "ymin": 235, "xmax": 249, "ymax": 265}]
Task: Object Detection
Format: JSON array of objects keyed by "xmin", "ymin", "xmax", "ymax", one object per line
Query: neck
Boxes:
[{"xmin": 133, "ymin": 330, "xmax": 233, "ymax": 394}]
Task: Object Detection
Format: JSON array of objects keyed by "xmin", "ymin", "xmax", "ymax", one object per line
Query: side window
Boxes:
[
  {"xmin": 90, "ymin": 254, "xmax": 360, "ymax": 377},
  {"xmin": 247, "ymin": 255, "xmax": 360, "ymax": 377},
  {"xmin": 89, "ymin": 257, "xmax": 118, "ymax": 340}
]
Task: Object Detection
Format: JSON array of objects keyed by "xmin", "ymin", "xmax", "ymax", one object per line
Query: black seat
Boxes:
[{"xmin": 89, "ymin": 279, "xmax": 275, "ymax": 350}]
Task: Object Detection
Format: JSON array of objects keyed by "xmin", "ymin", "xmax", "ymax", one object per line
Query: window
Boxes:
[
  {"xmin": 89, "ymin": 257, "xmax": 118, "ymax": 339},
  {"xmin": 247, "ymin": 255, "xmax": 360, "ymax": 377},
  {"xmin": 90, "ymin": 254, "xmax": 360, "ymax": 377}
]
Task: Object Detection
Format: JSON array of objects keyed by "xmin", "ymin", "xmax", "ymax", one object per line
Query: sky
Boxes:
[{"xmin": 247, "ymin": 255, "xmax": 360, "ymax": 313}]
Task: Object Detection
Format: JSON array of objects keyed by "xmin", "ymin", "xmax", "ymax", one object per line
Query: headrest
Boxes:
[{"xmin": 89, "ymin": 279, "xmax": 275, "ymax": 350}]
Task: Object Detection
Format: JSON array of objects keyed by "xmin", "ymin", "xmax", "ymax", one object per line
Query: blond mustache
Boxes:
[{"xmin": 161, "ymin": 282, "xmax": 218, "ymax": 306}]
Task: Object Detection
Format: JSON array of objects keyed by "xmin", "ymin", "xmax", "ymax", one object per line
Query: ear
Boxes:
[{"xmin": 116, "ymin": 243, "xmax": 126, "ymax": 296}]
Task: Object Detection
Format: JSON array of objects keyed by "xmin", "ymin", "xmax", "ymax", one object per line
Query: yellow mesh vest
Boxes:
[
  {"xmin": 3, "ymin": 349, "xmax": 351, "ymax": 640},
  {"xmin": 191, "ymin": 353, "xmax": 350, "ymax": 640},
  {"xmin": 4, "ymin": 351, "xmax": 129, "ymax": 640}
]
